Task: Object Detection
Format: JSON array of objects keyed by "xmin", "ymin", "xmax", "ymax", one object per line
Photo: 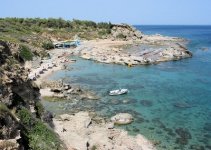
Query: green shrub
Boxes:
[
  {"xmin": 35, "ymin": 101, "xmax": 44, "ymax": 118},
  {"xmin": 98, "ymin": 29, "xmax": 111, "ymax": 36},
  {"xmin": 97, "ymin": 22, "xmax": 112, "ymax": 29},
  {"xmin": 19, "ymin": 45, "xmax": 33, "ymax": 61},
  {"xmin": 28, "ymin": 121, "xmax": 61, "ymax": 150},
  {"xmin": 18, "ymin": 108, "xmax": 33, "ymax": 127},
  {"xmin": 18, "ymin": 108, "xmax": 63, "ymax": 150},
  {"xmin": 42, "ymin": 42, "xmax": 54, "ymax": 50},
  {"xmin": 116, "ymin": 33, "xmax": 126, "ymax": 39}
]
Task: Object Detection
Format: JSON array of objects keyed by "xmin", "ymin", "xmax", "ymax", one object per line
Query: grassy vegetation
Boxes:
[
  {"xmin": 18, "ymin": 108, "xmax": 63, "ymax": 150},
  {"xmin": 42, "ymin": 41, "xmax": 54, "ymax": 50},
  {"xmin": 0, "ymin": 103, "xmax": 17, "ymax": 123},
  {"xmin": 0, "ymin": 18, "xmax": 113, "ymax": 44},
  {"xmin": 0, "ymin": 102, "xmax": 10, "ymax": 115},
  {"xmin": 116, "ymin": 33, "xmax": 126, "ymax": 39},
  {"xmin": 19, "ymin": 45, "xmax": 33, "ymax": 61},
  {"xmin": 34, "ymin": 101, "xmax": 44, "ymax": 118}
]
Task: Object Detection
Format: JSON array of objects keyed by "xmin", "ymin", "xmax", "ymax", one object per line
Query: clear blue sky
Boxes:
[{"xmin": 1, "ymin": 0, "xmax": 211, "ymax": 25}]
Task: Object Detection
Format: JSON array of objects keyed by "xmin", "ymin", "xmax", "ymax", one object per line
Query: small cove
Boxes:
[{"xmin": 42, "ymin": 26, "xmax": 211, "ymax": 150}]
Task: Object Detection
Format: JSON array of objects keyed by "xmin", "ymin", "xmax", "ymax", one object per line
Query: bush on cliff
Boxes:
[
  {"xmin": 97, "ymin": 22, "xmax": 112, "ymax": 29},
  {"xmin": 34, "ymin": 101, "xmax": 44, "ymax": 118},
  {"xmin": 98, "ymin": 29, "xmax": 111, "ymax": 36},
  {"xmin": 19, "ymin": 45, "xmax": 33, "ymax": 61},
  {"xmin": 42, "ymin": 42, "xmax": 54, "ymax": 50},
  {"xmin": 18, "ymin": 108, "xmax": 63, "ymax": 150},
  {"xmin": 116, "ymin": 33, "xmax": 126, "ymax": 39}
]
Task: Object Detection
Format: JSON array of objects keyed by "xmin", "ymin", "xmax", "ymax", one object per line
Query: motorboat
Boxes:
[{"xmin": 109, "ymin": 89, "xmax": 128, "ymax": 96}]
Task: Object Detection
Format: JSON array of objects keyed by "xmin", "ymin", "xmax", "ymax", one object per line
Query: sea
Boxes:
[{"xmin": 43, "ymin": 26, "xmax": 211, "ymax": 150}]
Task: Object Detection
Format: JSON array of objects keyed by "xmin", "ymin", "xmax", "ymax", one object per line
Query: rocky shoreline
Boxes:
[
  {"xmin": 70, "ymin": 24, "xmax": 192, "ymax": 66},
  {"xmin": 76, "ymin": 38, "xmax": 192, "ymax": 66},
  {"xmin": 53, "ymin": 112, "xmax": 156, "ymax": 150}
]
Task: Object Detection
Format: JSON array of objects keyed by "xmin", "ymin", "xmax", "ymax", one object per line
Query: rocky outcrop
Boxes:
[
  {"xmin": 0, "ymin": 40, "xmax": 63, "ymax": 150},
  {"xmin": 0, "ymin": 41, "xmax": 40, "ymax": 108},
  {"xmin": 78, "ymin": 38, "xmax": 192, "ymax": 66},
  {"xmin": 53, "ymin": 112, "xmax": 156, "ymax": 150},
  {"xmin": 40, "ymin": 81, "xmax": 99, "ymax": 101},
  {"xmin": 111, "ymin": 24, "xmax": 143, "ymax": 41}
]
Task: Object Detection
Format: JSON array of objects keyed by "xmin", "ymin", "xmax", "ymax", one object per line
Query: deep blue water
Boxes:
[{"xmin": 44, "ymin": 26, "xmax": 211, "ymax": 150}]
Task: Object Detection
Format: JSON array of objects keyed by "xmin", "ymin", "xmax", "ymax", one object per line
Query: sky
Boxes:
[{"xmin": 1, "ymin": 0, "xmax": 211, "ymax": 25}]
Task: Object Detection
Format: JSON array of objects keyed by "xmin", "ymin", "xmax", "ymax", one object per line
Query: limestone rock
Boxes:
[
  {"xmin": 111, "ymin": 113, "xmax": 133, "ymax": 125},
  {"xmin": 0, "ymin": 139, "xmax": 19, "ymax": 150}
]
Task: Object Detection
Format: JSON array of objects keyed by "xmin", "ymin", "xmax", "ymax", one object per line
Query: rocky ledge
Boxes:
[
  {"xmin": 74, "ymin": 25, "xmax": 192, "ymax": 66},
  {"xmin": 39, "ymin": 80, "xmax": 99, "ymax": 101},
  {"xmin": 53, "ymin": 112, "xmax": 156, "ymax": 150}
]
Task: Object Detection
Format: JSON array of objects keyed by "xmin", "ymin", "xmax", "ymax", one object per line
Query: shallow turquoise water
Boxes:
[{"xmin": 44, "ymin": 26, "xmax": 211, "ymax": 150}]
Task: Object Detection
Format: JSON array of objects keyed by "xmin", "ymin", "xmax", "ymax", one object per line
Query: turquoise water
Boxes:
[{"xmin": 44, "ymin": 26, "xmax": 211, "ymax": 150}]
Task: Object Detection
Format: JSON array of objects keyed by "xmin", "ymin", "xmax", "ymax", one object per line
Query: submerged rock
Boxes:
[
  {"xmin": 175, "ymin": 128, "xmax": 192, "ymax": 145},
  {"xmin": 122, "ymin": 98, "xmax": 137, "ymax": 104},
  {"xmin": 111, "ymin": 113, "xmax": 133, "ymax": 125},
  {"xmin": 203, "ymin": 122, "xmax": 211, "ymax": 132},
  {"xmin": 133, "ymin": 127, "xmax": 140, "ymax": 132},
  {"xmin": 200, "ymin": 47, "xmax": 209, "ymax": 51},
  {"xmin": 173, "ymin": 102, "xmax": 192, "ymax": 108},
  {"xmin": 136, "ymin": 116, "xmax": 145, "ymax": 123},
  {"xmin": 140, "ymin": 100, "xmax": 153, "ymax": 107},
  {"xmin": 190, "ymin": 145, "xmax": 205, "ymax": 150},
  {"xmin": 109, "ymin": 99, "xmax": 121, "ymax": 105}
]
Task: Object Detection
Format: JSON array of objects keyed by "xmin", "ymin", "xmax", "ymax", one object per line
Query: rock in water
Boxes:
[
  {"xmin": 111, "ymin": 113, "xmax": 133, "ymax": 125},
  {"xmin": 175, "ymin": 128, "xmax": 192, "ymax": 145},
  {"xmin": 173, "ymin": 102, "xmax": 192, "ymax": 108},
  {"xmin": 140, "ymin": 100, "xmax": 153, "ymax": 107}
]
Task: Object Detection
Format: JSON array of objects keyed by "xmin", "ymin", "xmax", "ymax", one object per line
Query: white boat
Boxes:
[{"xmin": 109, "ymin": 89, "xmax": 128, "ymax": 96}]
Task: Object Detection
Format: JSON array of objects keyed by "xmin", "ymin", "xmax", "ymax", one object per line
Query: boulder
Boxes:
[{"xmin": 111, "ymin": 113, "xmax": 133, "ymax": 125}]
